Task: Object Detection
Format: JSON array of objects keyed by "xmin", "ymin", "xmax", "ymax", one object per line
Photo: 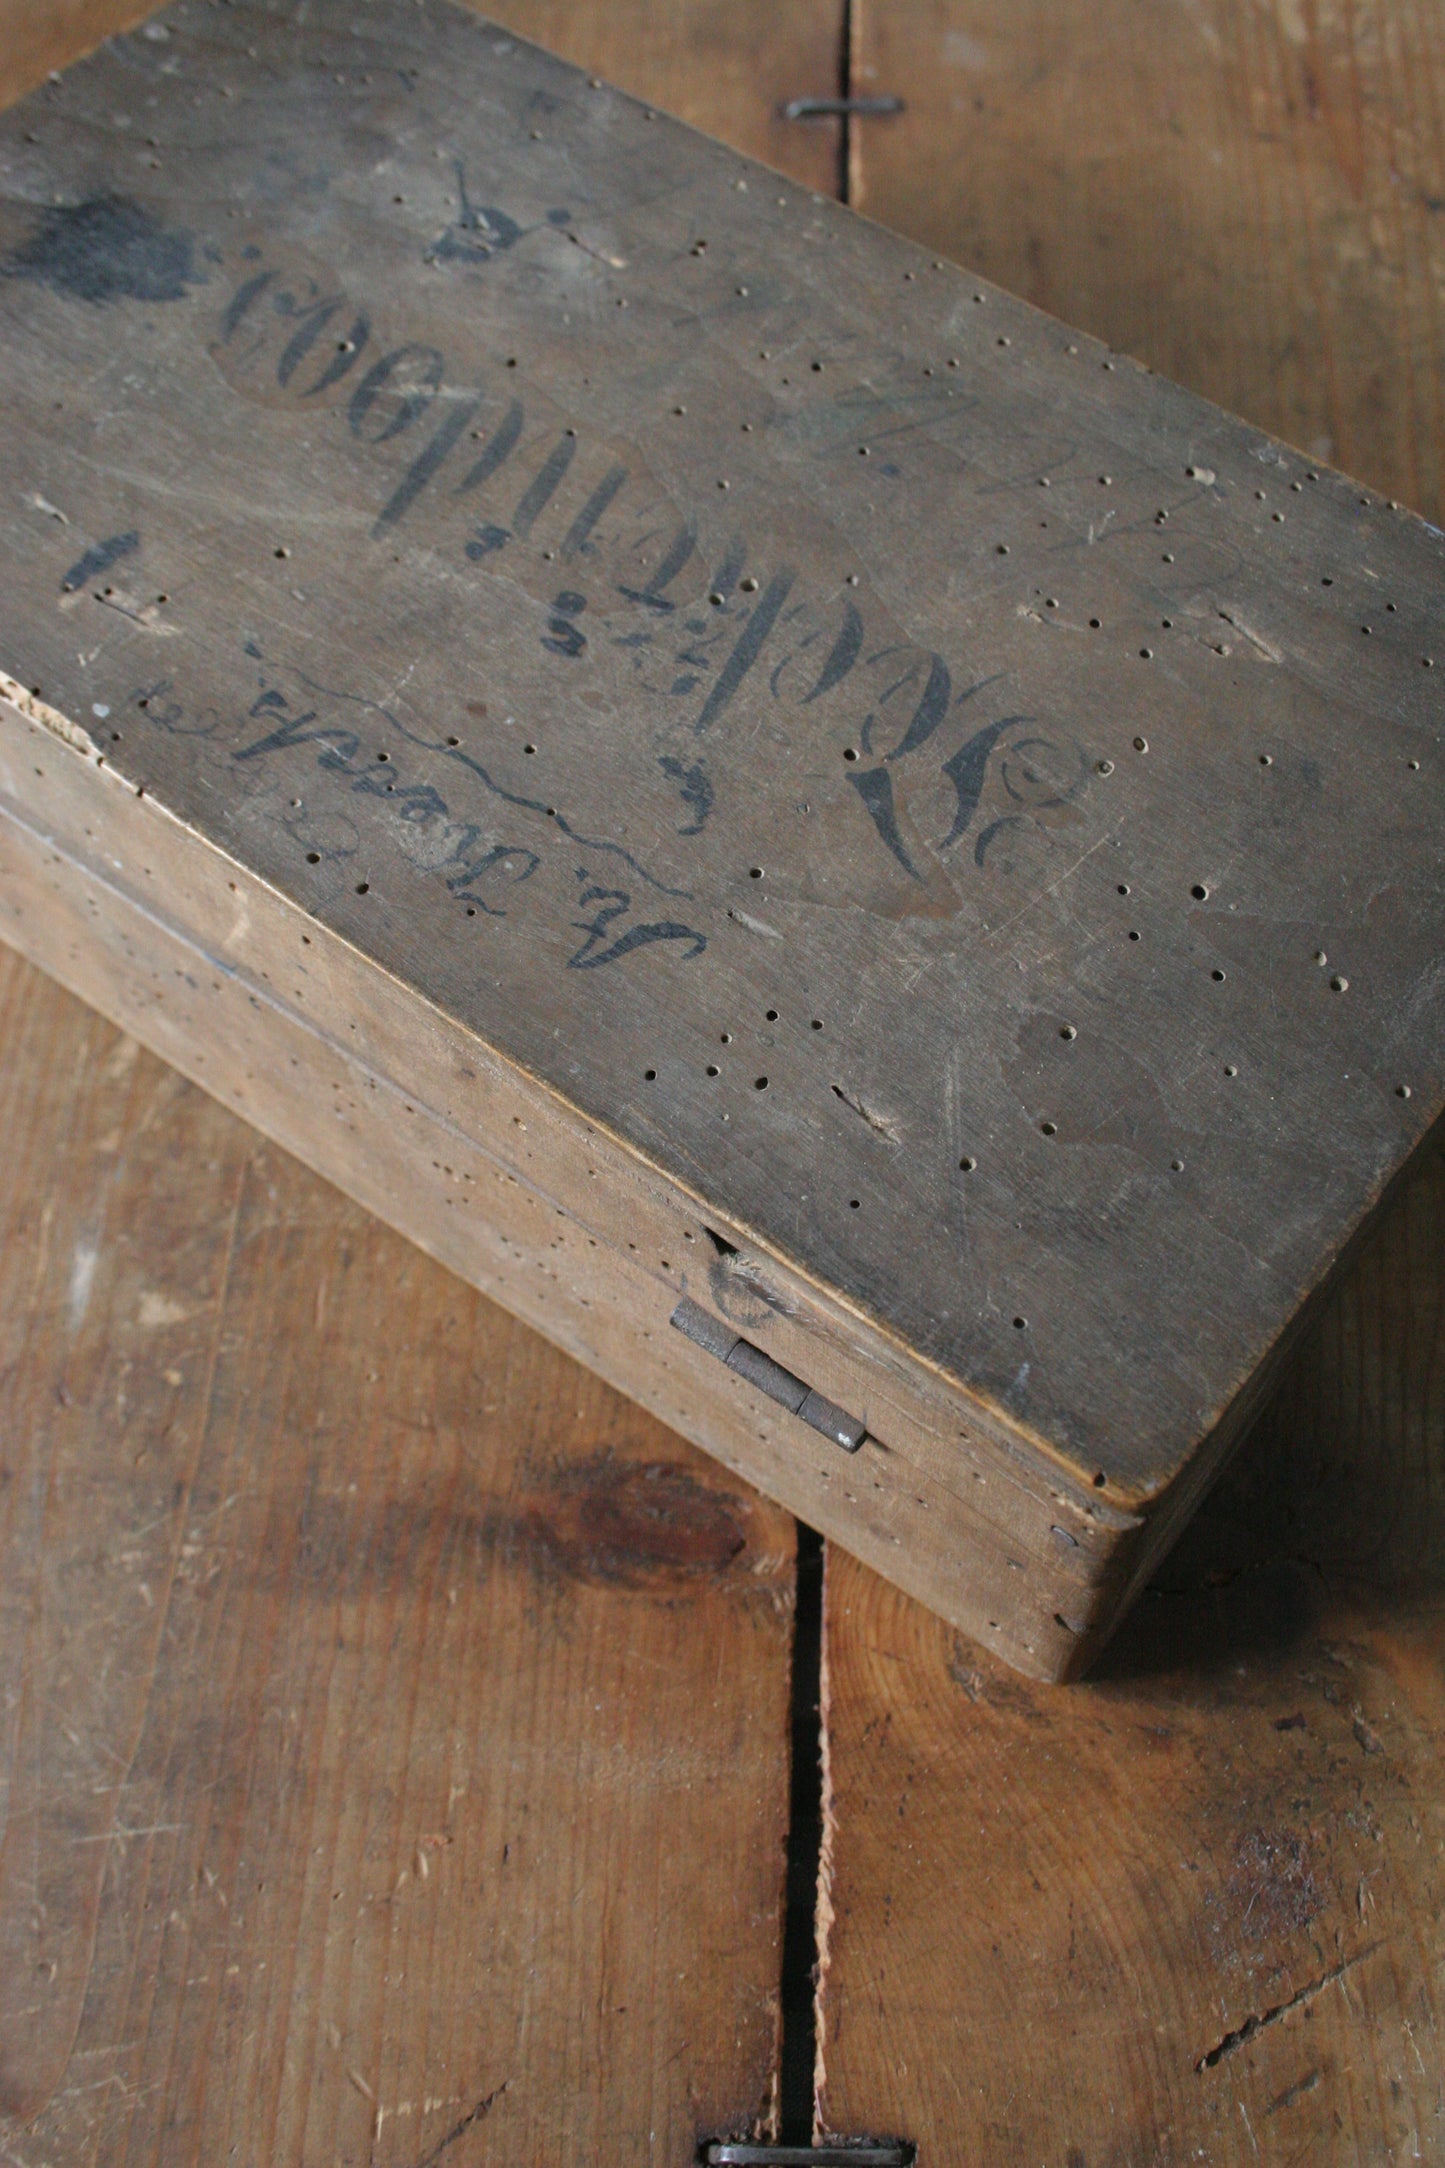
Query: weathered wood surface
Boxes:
[
  {"xmin": 0, "ymin": 0, "xmax": 1441, "ymax": 1673},
  {"xmin": 812, "ymin": 13, "xmax": 1445, "ymax": 2157},
  {"xmin": 850, "ymin": 0, "xmax": 1445, "ymax": 529},
  {"xmin": 816, "ymin": 1390, "xmax": 1445, "ymax": 2162},
  {"xmin": 0, "ymin": 946, "xmax": 796, "ymax": 2160}
]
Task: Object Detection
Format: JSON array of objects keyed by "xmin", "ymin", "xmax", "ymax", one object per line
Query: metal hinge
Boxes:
[{"xmin": 670, "ymin": 1296, "xmax": 867, "ymax": 1452}]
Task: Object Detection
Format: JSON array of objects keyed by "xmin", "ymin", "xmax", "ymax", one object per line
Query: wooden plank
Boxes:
[
  {"xmin": 483, "ymin": 0, "xmax": 843, "ymax": 197},
  {"xmin": 814, "ymin": 5, "xmax": 1445, "ymax": 2152},
  {"xmin": 849, "ymin": 0, "xmax": 1445, "ymax": 521},
  {"xmin": 0, "ymin": 945, "xmax": 796, "ymax": 2158},
  {"xmin": 815, "ymin": 1382, "xmax": 1445, "ymax": 2161},
  {"xmin": 0, "ymin": 0, "xmax": 1442, "ymax": 1676},
  {"xmin": 0, "ymin": 0, "xmax": 843, "ymax": 192}
]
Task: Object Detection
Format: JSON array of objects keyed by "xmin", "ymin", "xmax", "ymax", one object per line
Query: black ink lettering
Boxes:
[
  {"xmin": 618, "ymin": 521, "xmax": 696, "ymax": 612},
  {"xmin": 974, "ymin": 813, "xmax": 1025, "ymax": 866},
  {"xmin": 299, "ymin": 311, "xmax": 370, "ymax": 398},
  {"xmin": 884, "ymin": 652, "xmax": 952, "ymax": 763},
  {"xmin": 456, "ymin": 398, "xmax": 524, "ymax": 493},
  {"xmin": 562, "ymin": 463, "xmax": 628, "ymax": 556},
  {"xmin": 804, "ymin": 599, "xmax": 862, "ymax": 704},
  {"xmin": 347, "ymin": 344, "xmax": 445, "ymax": 443},
  {"xmin": 709, "ymin": 535, "xmax": 747, "ymax": 601},
  {"xmin": 658, "ymin": 754, "xmax": 712, "ymax": 835},
  {"xmin": 849, "ymin": 765, "xmax": 921, "ymax": 880},
  {"xmin": 940, "ymin": 714, "xmax": 1029, "ymax": 848},
  {"xmin": 276, "ymin": 296, "xmax": 346, "ymax": 388},
  {"xmin": 465, "ymin": 523, "xmax": 510, "ymax": 559},
  {"xmin": 220, "ymin": 267, "xmax": 274, "ymax": 340},
  {"xmin": 374, "ymin": 394, "xmax": 482, "ymax": 531},
  {"xmin": 512, "ymin": 434, "xmax": 577, "ymax": 537},
  {"xmin": 693, "ymin": 567, "xmax": 795, "ymax": 733},
  {"xmin": 569, "ymin": 919, "xmax": 707, "ymax": 969}
]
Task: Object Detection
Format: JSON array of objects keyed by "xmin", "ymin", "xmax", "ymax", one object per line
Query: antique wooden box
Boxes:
[{"xmin": 0, "ymin": 0, "xmax": 1440, "ymax": 1678}]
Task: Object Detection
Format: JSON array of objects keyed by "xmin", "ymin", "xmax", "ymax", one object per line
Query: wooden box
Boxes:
[{"xmin": 0, "ymin": 0, "xmax": 1440, "ymax": 1679}]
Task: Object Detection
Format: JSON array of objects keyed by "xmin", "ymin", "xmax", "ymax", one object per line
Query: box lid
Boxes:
[{"xmin": 1, "ymin": 0, "xmax": 1440, "ymax": 1502}]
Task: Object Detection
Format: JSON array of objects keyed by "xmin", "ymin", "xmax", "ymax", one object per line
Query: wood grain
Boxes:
[
  {"xmin": 815, "ymin": 1366, "xmax": 1445, "ymax": 2160},
  {"xmin": 483, "ymin": 0, "xmax": 843, "ymax": 195},
  {"xmin": 817, "ymin": 4, "xmax": 1445, "ymax": 2153},
  {"xmin": 0, "ymin": 945, "xmax": 796, "ymax": 2158},
  {"xmin": 851, "ymin": 0, "xmax": 1445, "ymax": 522},
  {"xmin": 1, "ymin": 0, "xmax": 843, "ymax": 192},
  {"xmin": 3, "ymin": 0, "xmax": 1442, "ymax": 1674}
]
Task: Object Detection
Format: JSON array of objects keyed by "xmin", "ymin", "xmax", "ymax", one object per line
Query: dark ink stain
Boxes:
[
  {"xmin": 62, "ymin": 529, "xmax": 138, "ymax": 592},
  {"xmin": 521, "ymin": 1455, "xmax": 749, "ymax": 1589},
  {"xmin": 4, "ymin": 195, "xmax": 197, "ymax": 305}
]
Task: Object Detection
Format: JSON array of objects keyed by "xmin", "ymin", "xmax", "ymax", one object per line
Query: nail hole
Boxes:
[
  {"xmin": 644, "ymin": 1068, "xmax": 657, "ymax": 1081},
  {"xmin": 1211, "ymin": 968, "xmax": 1226, "ymax": 982},
  {"xmin": 355, "ymin": 881, "xmax": 369, "ymax": 894},
  {"xmin": 306, "ymin": 851, "xmax": 320, "ymax": 864},
  {"xmin": 849, "ymin": 1197, "xmax": 861, "ymax": 1209},
  {"xmin": 1191, "ymin": 883, "xmax": 1208, "ymax": 900},
  {"xmin": 765, "ymin": 1008, "xmax": 779, "ymax": 1021},
  {"xmin": 706, "ymin": 1065, "xmax": 719, "ymax": 1077},
  {"xmin": 1133, "ymin": 735, "xmax": 1148, "ymax": 753},
  {"xmin": 749, "ymin": 866, "xmax": 763, "ymax": 879},
  {"xmin": 810, "ymin": 1018, "xmax": 823, "ymax": 1031},
  {"xmin": 1331, "ymin": 975, "xmax": 1348, "ymax": 992},
  {"xmin": 959, "ymin": 1156, "xmax": 976, "ymax": 1172},
  {"xmin": 1396, "ymin": 1084, "xmax": 1412, "ymax": 1099},
  {"xmin": 1171, "ymin": 1158, "xmax": 1185, "ymax": 1172},
  {"xmin": 1013, "ymin": 1316, "xmax": 1027, "ymax": 1329},
  {"xmin": 754, "ymin": 1076, "xmax": 769, "ymax": 1090},
  {"xmin": 1040, "ymin": 1120, "xmax": 1057, "ymax": 1136},
  {"xmin": 1059, "ymin": 1024, "xmax": 1077, "ymax": 1040}
]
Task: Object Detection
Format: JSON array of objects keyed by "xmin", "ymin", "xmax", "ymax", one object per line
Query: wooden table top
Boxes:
[{"xmin": 1, "ymin": 1, "xmax": 1441, "ymax": 2161}]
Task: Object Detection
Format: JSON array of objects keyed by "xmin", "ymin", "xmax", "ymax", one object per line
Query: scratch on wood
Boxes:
[
  {"xmin": 1194, "ymin": 1942, "xmax": 1381, "ymax": 2071},
  {"xmin": 406, "ymin": 2080, "xmax": 509, "ymax": 2168}
]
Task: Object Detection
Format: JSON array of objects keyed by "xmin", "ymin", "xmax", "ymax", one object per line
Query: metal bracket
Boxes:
[
  {"xmin": 703, "ymin": 2145, "xmax": 914, "ymax": 2166},
  {"xmin": 781, "ymin": 96, "xmax": 905, "ymax": 121}
]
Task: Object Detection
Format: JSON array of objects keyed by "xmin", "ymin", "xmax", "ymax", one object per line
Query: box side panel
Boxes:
[{"xmin": 0, "ymin": 698, "xmax": 1146, "ymax": 1675}]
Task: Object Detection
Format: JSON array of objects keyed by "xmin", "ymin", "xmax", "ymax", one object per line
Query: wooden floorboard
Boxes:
[
  {"xmin": 851, "ymin": 0, "xmax": 1445, "ymax": 525},
  {"xmin": 816, "ymin": 6, "xmax": 1445, "ymax": 2157},
  {"xmin": 0, "ymin": 4, "xmax": 845, "ymax": 2158},
  {"xmin": 0, "ymin": 948, "xmax": 798, "ymax": 2161},
  {"xmin": 3, "ymin": 0, "xmax": 1441, "ymax": 2157}
]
